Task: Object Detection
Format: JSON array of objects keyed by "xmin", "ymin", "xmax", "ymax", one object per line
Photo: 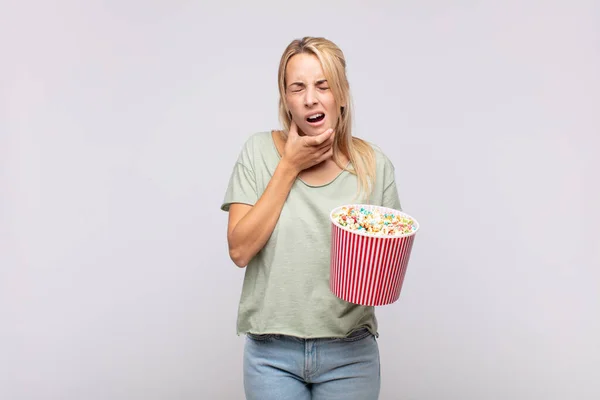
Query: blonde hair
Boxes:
[{"xmin": 277, "ymin": 36, "xmax": 376, "ymax": 201}]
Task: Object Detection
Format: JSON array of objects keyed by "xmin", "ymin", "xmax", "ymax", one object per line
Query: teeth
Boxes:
[{"xmin": 308, "ymin": 113, "xmax": 324, "ymax": 120}]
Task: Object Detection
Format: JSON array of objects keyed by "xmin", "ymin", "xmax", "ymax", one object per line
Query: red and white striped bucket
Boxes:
[{"xmin": 329, "ymin": 204, "xmax": 419, "ymax": 306}]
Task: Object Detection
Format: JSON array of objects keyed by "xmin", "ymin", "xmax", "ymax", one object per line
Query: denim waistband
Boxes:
[{"xmin": 246, "ymin": 327, "xmax": 373, "ymax": 343}]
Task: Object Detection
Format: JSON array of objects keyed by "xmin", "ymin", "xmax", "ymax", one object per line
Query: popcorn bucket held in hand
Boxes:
[{"xmin": 329, "ymin": 204, "xmax": 420, "ymax": 306}]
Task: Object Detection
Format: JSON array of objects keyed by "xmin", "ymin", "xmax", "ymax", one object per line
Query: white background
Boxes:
[{"xmin": 1, "ymin": 1, "xmax": 599, "ymax": 399}]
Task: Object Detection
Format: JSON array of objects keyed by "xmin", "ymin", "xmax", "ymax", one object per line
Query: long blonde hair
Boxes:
[{"xmin": 277, "ymin": 36, "xmax": 376, "ymax": 201}]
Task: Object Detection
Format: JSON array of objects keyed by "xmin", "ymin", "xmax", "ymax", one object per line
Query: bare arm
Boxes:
[
  {"xmin": 227, "ymin": 160, "xmax": 297, "ymax": 267},
  {"xmin": 227, "ymin": 123, "xmax": 334, "ymax": 267}
]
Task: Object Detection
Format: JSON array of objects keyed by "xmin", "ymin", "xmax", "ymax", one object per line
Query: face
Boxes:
[{"xmin": 285, "ymin": 53, "xmax": 339, "ymax": 136}]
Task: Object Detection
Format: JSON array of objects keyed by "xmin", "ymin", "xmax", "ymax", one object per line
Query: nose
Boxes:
[{"xmin": 303, "ymin": 86, "xmax": 318, "ymax": 107}]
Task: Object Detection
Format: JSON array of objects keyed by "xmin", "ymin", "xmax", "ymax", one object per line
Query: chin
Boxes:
[{"xmin": 299, "ymin": 123, "xmax": 332, "ymax": 136}]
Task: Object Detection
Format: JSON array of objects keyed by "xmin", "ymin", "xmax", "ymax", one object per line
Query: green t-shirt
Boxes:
[{"xmin": 221, "ymin": 131, "xmax": 402, "ymax": 338}]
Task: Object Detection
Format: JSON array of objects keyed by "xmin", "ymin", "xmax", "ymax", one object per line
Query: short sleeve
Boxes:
[
  {"xmin": 382, "ymin": 180, "xmax": 402, "ymax": 211},
  {"xmin": 220, "ymin": 137, "xmax": 259, "ymax": 212},
  {"xmin": 381, "ymin": 152, "xmax": 402, "ymax": 211}
]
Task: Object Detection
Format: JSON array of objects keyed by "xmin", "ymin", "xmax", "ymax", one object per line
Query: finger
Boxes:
[
  {"xmin": 312, "ymin": 128, "xmax": 333, "ymax": 145},
  {"xmin": 316, "ymin": 131, "xmax": 335, "ymax": 151},
  {"xmin": 317, "ymin": 148, "xmax": 334, "ymax": 163},
  {"xmin": 306, "ymin": 129, "xmax": 333, "ymax": 146},
  {"xmin": 316, "ymin": 142, "xmax": 333, "ymax": 157},
  {"xmin": 317, "ymin": 137, "xmax": 333, "ymax": 151}
]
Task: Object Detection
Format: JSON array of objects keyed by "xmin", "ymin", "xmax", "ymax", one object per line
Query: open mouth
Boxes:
[{"xmin": 306, "ymin": 113, "xmax": 325, "ymax": 123}]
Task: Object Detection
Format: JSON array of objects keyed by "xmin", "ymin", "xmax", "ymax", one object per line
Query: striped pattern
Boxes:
[{"xmin": 329, "ymin": 211, "xmax": 417, "ymax": 306}]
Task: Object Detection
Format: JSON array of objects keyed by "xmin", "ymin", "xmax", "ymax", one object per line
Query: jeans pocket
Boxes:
[{"xmin": 340, "ymin": 328, "xmax": 372, "ymax": 342}]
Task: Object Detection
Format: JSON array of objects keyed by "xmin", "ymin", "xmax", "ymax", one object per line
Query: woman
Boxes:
[{"xmin": 221, "ymin": 36, "xmax": 402, "ymax": 400}]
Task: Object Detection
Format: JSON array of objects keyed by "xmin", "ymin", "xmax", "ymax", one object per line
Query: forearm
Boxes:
[{"xmin": 228, "ymin": 160, "xmax": 298, "ymax": 267}]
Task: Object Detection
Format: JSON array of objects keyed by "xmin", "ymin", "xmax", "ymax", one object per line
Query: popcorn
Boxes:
[
  {"xmin": 332, "ymin": 206, "xmax": 417, "ymax": 236},
  {"xmin": 329, "ymin": 205, "xmax": 420, "ymax": 306}
]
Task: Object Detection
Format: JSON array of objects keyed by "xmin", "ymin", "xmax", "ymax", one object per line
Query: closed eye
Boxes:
[{"xmin": 316, "ymin": 79, "xmax": 329, "ymax": 90}]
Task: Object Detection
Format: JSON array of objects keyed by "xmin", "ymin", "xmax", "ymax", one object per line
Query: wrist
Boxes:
[{"xmin": 278, "ymin": 157, "xmax": 300, "ymax": 178}]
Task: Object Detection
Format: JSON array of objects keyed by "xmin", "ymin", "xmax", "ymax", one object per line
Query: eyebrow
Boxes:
[{"xmin": 288, "ymin": 79, "xmax": 328, "ymax": 88}]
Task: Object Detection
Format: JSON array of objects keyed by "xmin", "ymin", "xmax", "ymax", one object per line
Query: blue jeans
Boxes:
[{"xmin": 243, "ymin": 328, "xmax": 380, "ymax": 400}]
